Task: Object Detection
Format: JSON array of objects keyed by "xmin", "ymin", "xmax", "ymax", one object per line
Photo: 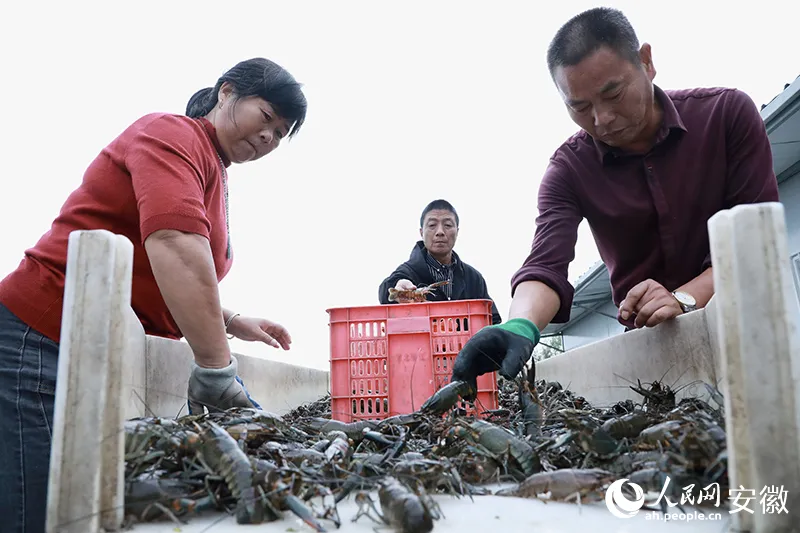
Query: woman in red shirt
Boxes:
[{"xmin": 0, "ymin": 57, "xmax": 307, "ymax": 533}]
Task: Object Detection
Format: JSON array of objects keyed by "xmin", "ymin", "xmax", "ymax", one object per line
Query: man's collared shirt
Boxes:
[
  {"xmin": 424, "ymin": 250, "xmax": 456, "ymax": 300},
  {"xmin": 511, "ymin": 85, "xmax": 779, "ymax": 324}
]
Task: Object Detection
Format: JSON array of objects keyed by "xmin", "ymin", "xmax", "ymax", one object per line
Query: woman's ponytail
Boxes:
[{"xmin": 185, "ymin": 86, "xmax": 218, "ymax": 118}]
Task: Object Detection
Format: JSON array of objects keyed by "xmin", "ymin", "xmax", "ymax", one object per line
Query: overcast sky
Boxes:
[{"xmin": 1, "ymin": 1, "xmax": 797, "ymax": 370}]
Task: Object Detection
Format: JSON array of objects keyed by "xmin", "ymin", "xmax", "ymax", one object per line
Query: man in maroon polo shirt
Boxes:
[{"xmin": 449, "ymin": 7, "xmax": 779, "ymax": 391}]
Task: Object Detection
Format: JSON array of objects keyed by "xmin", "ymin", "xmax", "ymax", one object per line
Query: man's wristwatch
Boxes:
[{"xmin": 672, "ymin": 291, "xmax": 697, "ymax": 313}]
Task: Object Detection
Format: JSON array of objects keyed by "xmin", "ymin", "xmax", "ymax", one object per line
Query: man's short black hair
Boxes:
[
  {"xmin": 547, "ymin": 7, "xmax": 641, "ymax": 76},
  {"xmin": 420, "ymin": 199, "xmax": 459, "ymax": 228}
]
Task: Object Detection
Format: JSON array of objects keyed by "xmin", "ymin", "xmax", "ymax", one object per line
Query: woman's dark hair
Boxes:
[{"xmin": 186, "ymin": 57, "xmax": 307, "ymax": 138}]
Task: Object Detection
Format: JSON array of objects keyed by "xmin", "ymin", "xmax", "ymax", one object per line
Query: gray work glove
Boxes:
[{"xmin": 187, "ymin": 355, "xmax": 257, "ymax": 414}]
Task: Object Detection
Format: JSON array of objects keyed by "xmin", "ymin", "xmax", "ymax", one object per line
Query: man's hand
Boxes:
[
  {"xmin": 392, "ymin": 279, "xmax": 418, "ymax": 303},
  {"xmin": 227, "ymin": 316, "xmax": 292, "ymax": 350},
  {"xmin": 619, "ymin": 279, "xmax": 683, "ymax": 328},
  {"xmin": 187, "ymin": 355, "xmax": 261, "ymax": 414},
  {"xmin": 451, "ymin": 318, "xmax": 541, "ymax": 396}
]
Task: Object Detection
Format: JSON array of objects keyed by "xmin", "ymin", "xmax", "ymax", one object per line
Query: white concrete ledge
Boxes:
[
  {"xmin": 120, "ymin": 313, "xmax": 330, "ymax": 419},
  {"xmin": 139, "ymin": 333, "xmax": 329, "ymax": 418},
  {"xmin": 47, "ymin": 231, "xmax": 133, "ymax": 533},
  {"xmin": 708, "ymin": 202, "xmax": 800, "ymax": 533},
  {"xmin": 536, "ymin": 300, "xmax": 719, "ymax": 408}
]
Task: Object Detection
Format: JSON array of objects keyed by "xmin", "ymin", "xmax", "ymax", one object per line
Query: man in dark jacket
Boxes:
[{"xmin": 378, "ymin": 199, "xmax": 502, "ymax": 325}]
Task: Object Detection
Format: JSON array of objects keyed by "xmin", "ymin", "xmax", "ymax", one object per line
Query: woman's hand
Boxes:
[
  {"xmin": 187, "ymin": 355, "xmax": 259, "ymax": 414},
  {"xmin": 227, "ymin": 316, "xmax": 292, "ymax": 350}
]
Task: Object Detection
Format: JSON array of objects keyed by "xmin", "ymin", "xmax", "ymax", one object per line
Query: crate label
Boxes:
[{"xmin": 386, "ymin": 316, "xmax": 431, "ymax": 334}]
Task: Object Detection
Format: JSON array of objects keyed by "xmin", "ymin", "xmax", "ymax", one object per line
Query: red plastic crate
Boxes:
[{"xmin": 326, "ymin": 299, "xmax": 499, "ymax": 422}]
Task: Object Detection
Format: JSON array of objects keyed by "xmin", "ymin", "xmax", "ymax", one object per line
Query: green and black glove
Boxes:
[{"xmin": 451, "ymin": 318, "xmax": 540, "ymax": 394}]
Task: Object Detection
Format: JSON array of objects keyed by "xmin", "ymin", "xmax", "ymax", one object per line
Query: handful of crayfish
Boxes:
[{"xmin": 388, "ymin": 280, "xmax": 450, "ymax": 303}]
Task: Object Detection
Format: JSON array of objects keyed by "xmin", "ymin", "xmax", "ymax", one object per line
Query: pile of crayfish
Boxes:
[{"xmin": 123, "ymin": 367, "xmax": 729, "ymax": 531}]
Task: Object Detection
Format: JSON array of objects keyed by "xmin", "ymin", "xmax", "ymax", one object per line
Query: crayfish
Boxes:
[
  {"xmin": 517, "ymin": 364, "xmax": 543, "ymax": 437},
  {"xmin": 297, "ymin": 417, "xmax": 379, "ymax": 441},
  {"xmin": 444, "ymin": 418, "xmax": 541, "ymax": 481},
  {"xmin": 124, "ymin": 478, "xmax": 213, "ymax": 526},
  {"xmin": 388, "ymin": 280, "xmax": 450, "ymax": 303},
  {"xmin": 189, "ymin": 421, "xmax": 331, "ymax": 530},
  {"xmin": 495, "ymin": 468, "xmax": 615, "ymax": 504},
  {"xmin": 419, "ymin": 379, "xmax": 476, "ymax": 415},
  {"xmin": 352, "ymin": 476, "xmax": 442, "ymax": 533}
]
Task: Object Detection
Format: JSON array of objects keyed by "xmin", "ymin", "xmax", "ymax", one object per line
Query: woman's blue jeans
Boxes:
[{"xmin": 0, "ymin": 302, "xmax": 58, "ymax": 533}]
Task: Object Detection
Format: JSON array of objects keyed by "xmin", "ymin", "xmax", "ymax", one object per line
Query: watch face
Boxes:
[{"xmin": 673, "ymin": 291, "xmax": 696, "ymax": 306}]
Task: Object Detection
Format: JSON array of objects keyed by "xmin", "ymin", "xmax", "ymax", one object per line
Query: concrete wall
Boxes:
[
  {"xmin": 121, "ymin": 310, "xmax": 148, "ymax": 419},
  {"xmin": 536, "ymin": 298, "xmax": 720, "ymax": 408},
  {"xmin": 561, "ymin": 300, "xmax": 625, "ymax": 351},
  {"xmin": 779, "ymin": 172, "xmax": 800, "ymax": 306},
  {"xmin": 781, "ymin": 172, "xmax": 800, "ymax": 255},
  {"xmin": 121, "ymin": 309, "xmax": 330, "ymax": 419},
  {"xmin": 778, "ymin": 173, "xmax": 800, "ymax": 330}
]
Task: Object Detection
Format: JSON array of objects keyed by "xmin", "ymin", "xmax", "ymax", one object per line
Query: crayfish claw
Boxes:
[
  {"xmin": 419, "ymin": 380, "xmax": 475, "ymax": 416},
  {"xmin": 283, "ymin": 494, "xmax": 328, "ymax": 532}
]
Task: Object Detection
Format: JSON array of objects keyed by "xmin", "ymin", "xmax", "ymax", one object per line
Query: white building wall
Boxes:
[{"xmin": 561, "ymin": 300, "xmax": 625, "ymax": 351}]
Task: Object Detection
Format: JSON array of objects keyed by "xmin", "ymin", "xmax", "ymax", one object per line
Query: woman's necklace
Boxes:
[{"xmin": 216, "ymin": 154, "xmax": 232, "ymax": 259}]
